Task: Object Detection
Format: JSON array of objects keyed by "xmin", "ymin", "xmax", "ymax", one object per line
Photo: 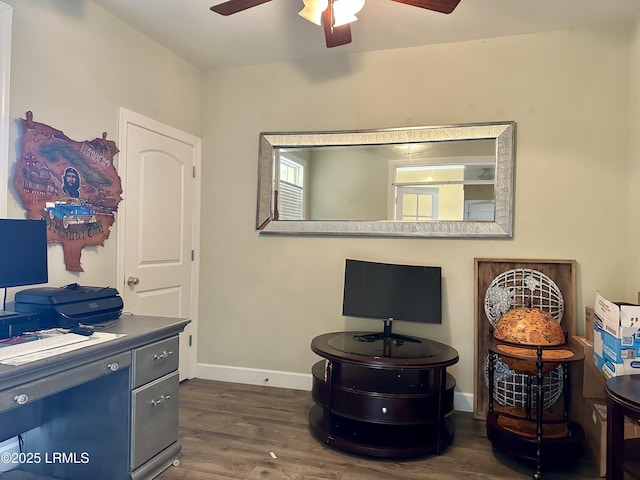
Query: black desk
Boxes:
[
  {"xmin": 0, "ymin": 315, "xmax": 189, "ymax": 480},
  {"xmin": 606, "ymin": 374, "xmax": 640, "ymax": 480},
  {"xmin": 309, "ymin": 331, "xmax": 459, "ymax": 458}
]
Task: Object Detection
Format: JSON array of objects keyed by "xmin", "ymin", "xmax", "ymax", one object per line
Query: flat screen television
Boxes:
[
  {"xmin": 342, "ymin": 259, "xmax": 441, "ymax": 342},
  {"xmin": 0, "ymin": 219, "xmax": 49, "ymax": 291}
]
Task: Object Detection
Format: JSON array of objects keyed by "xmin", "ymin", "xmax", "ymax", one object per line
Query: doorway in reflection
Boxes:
[{"xmin": 392, "ymin": 162, "xmax": 495, "ymax": 221}]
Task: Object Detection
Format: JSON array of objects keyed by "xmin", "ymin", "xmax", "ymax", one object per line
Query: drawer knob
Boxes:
[
  {"xmin": 14, "ymin": 394, "xmax": 29, "ymax": 405},
  {"xmin": 151, "ymin": 394, "xmax": 171, "ymax": 406},
  {"xmin": 107, "ymin": 362, "xmax": 119, "ymax": 372},
  {"xmin": 153, "ymin": 350, "xmax": 173, "ymax": 360},
  {"xmin": 381, "ymin": 406, "xmax": 388, "ymax": 414}
]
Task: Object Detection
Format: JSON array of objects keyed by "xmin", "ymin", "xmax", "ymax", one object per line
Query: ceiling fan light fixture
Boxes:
[
  {"xmin": 212, "ymin": 0, "xmax": 462, "ymax": 49},
  {"xmin": 333, "ymin": 0, "xmax": 365, "ymax": 26},
  {"xmin": 299, "ymin": 0, "xmax": 329, "ymax": 26}
]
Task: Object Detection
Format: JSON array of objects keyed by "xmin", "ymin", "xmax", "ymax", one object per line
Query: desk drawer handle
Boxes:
[
  {"xmin": 107, "ymin": 362, "xmax": 119, "ymax": 372},
  {"xmin": 14, "ymin": 394, "xmax": 29, "ymax": 405},
  {"xmin": 151, "ymin": 394, "xmax": 171, "ymax": 406},
  {"xmin": 153, "ymin": 350, "xmax": 173, "ymax": 360}
]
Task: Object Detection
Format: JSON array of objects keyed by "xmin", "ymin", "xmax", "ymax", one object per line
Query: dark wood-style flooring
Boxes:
[{"xmin": 156, "ymin": 379, "xmax": 601, "ymax": 480}]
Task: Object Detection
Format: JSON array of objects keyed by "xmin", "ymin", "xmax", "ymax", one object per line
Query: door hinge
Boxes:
[
  {"xmin": 193, "ymin": 166, "xmax": 196, "ymax": 178},
  {"xmin": 189, "ymin": 334, "xmax": 192, "ymax": 347},
  {"xmin": 191, "ymin": 249, "xmax": 195, "ymax": 261}
]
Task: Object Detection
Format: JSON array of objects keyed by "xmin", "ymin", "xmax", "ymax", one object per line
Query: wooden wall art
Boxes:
[
  {"xmin": 473, "ymin": 258, "xmax": 577, "ymax": 419},
  {"xmin": 14, "ymin": 111, "xmax": 122, "ymax": 272}
]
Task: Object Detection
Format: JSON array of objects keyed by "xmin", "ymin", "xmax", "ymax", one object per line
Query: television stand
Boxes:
[
  {"xmin": 353, "ymin": 333, "xmax": 421, "ymax": 344},
  {"xmin": 352, "ymin": 319, "xmax": 421, "ymax": 344},
  {"xmin": 310, "ymin": 331, "xmax": 459, "ymax": 458}
]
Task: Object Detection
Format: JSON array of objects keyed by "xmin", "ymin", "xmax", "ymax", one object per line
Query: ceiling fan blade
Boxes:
[
  {"xmin": 390, "ymin": 0, "xmax": 462, "ymax": 14},
  {"xmin": 210, "ymin": 0, "xmax": 272, "ymax": 16},
  {"xmin": 324, "ymin": 23, "xmax": 352, "ymax": 48},
  {"xmin": 322, "ymin": 6, "xmax": 352, "ymax": 48}
]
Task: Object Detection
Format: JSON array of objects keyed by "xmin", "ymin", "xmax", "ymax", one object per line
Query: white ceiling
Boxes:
[{"xmin": 93, "ymin": 0, "xmax": 640, "ymax": 70}]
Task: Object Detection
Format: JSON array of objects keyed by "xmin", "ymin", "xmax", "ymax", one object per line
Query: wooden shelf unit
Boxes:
[
  {"xmin": 309, "ymin": 331, "xmax": 458, "ymax": 458},
  {"xmin": 486, "ymin": 339, "xmax": 585, "ymax": 479}
]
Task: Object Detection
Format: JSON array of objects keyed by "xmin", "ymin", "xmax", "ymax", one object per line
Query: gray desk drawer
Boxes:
[
  {"xmin": 131, "ymin": 371, "xmax": 179, "ymax": 469},
  {"xmin": 132, "ymin": 336, "xmax": 179, "ymax": 388},
  {"xmin": 0, "ymin": 351, "xmax": 131, "ymax": 413}
]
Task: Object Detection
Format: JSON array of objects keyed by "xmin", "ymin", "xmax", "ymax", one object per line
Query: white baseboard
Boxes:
[
  {"xmin": 195, "ymin": 363, "xmax": 474, "ymax": 412},
  {"xmin": 195, "ymin": 363, "xmax": 313, "ymax": 391},
  {"xmin": 454, "ymin": 391, "xmax": 473, "ymax": 413}
]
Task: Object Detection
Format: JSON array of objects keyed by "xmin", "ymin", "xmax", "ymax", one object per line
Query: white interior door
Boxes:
[
  {"xmin": 117, "ymin": 108, "xmax": 201, "ymax": 381},
  {"xmin": 464, "ymin": 200, "xmax": 495, "ymax": 221}
]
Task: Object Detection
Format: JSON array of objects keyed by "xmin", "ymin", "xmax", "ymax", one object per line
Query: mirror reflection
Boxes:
[
  {"xmin": 257, "ymin": 122, "xmax": 515, "ymax": 238},
  {"xmin": 276, "ymin": 139, "xmax": 496, "ymax": 222}
]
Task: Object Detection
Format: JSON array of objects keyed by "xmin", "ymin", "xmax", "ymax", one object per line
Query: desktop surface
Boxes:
[{"xmin": 0, "ymin": 314, "xmax": 189, "ymax": 388}]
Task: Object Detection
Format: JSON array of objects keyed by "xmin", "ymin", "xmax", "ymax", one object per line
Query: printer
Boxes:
[{"xmin": 12, "ymin": 283, "xmax": 123, "ymax": 328}]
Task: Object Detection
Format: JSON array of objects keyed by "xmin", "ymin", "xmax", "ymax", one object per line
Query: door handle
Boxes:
[{"xmin": 127, "ymin": 275, "xmax": 140, "ymax": 286}]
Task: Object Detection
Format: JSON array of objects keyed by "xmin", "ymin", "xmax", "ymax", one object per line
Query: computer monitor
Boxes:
[
  {"xmin": 342, "ymin": 259, "xmax": 442, "ymax": 341},
  {"xmin": 0, "ymin": 219, "xmax": 49, "ymax": 289}
]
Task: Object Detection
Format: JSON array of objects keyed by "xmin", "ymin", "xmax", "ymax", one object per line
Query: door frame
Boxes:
[
  {"xmin": 0, "ymin": 1, "xmax": 11, "ymax": 217},
  {"xmin": 115, "ymin": 107, "xmax": 201, "ymax": 379}
]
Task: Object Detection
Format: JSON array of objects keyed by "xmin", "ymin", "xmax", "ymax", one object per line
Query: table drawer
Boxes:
[
  {"xmin": 0, "ymin": 351, "xmax": 131, "ymax": 413},
  {"xmin": 132, "ymin": 336, "xmax": 179, "ymax": 388},
  {"xmin": 131, "ymin": 371, "xmax": 179, "ymax": 469},
  {"xmin": 331, "ymin": 388, "xmax": 440, "ymax": 424}
]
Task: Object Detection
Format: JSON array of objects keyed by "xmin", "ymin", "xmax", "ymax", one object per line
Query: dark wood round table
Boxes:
[
  {"xmin": 309, "ymin": 331, "xmax": 459, "ymax": 458},
  {"xmin": 605, "ymin": 374, "xmax": 640, "ymax": 480}
]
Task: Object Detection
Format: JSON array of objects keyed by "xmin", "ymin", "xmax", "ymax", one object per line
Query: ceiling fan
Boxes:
[{"xmin": 210, "ymin": 0, "xmax": 462, "ymax": 48}]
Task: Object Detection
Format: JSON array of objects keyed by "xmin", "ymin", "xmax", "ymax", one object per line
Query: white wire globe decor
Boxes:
[
  {"xmin": 484, "ymin": 268, "xmax": 565, "ymax": 327},
  {"xmin": 483, "ymin": 354, "xmax": 564, "ymax": 409},
  {"xmin": 483, "ymin": 268, "xmax": 566, "ymax": 409}
]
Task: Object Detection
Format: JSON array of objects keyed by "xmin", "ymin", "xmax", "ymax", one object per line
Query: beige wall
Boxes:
[
  {"xmin": 627, "ymin": 20, "xmax": 640, "ymax": 301},
  {"xmin": 4, "ymin": 0, "xmax": 201, "ymax": 289},
  {"xmin": 309, "ymin": 147, "xmax": 388, "ymax": 220},
  {"xmin": 201, "ymin": 24, "xmax": 635, "ymax": 396}
]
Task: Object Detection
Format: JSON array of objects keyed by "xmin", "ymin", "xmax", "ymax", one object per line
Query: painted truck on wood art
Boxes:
[{"xmin": 14, "ymin": 111, "xmax": 122, "ymax": 272}]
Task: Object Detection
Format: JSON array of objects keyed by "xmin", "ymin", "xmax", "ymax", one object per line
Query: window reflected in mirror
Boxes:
[{"xmin": 276, "ymin": 156, "xmax": 306, "ymax": 220}]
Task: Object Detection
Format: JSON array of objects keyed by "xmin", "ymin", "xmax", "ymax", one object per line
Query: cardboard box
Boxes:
[
  {"xmin": 581, "ymin": 400, "xmax": 640, "ymax": 477},
  {"xmin": 592, "ymin": 292, "xmax": 640, "ymax": 377},
  {"xmin": 584, "ymin": 353, "xmax": 607, "ymax": 400},
  {"xmin": 584, "ymin": 401, "xmax": 607, "ymax": 477},
  {"xmin": 585, "ymin": 306, "xmax": 594, "ymax": 342},
  {"xmin": 571, "ymin": 333, "xmax": 640, "ymax": 476},
  {"xmin": 570, "ymin": 335, "xmax": 606, "ymax": 400}
]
